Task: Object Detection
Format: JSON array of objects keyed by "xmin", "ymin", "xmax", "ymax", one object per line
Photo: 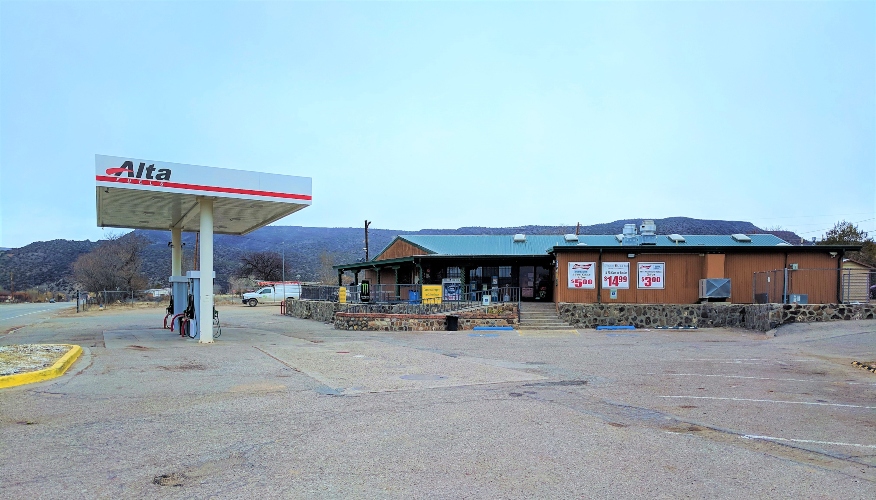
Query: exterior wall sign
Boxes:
[
  {"xmin": 422, "ymin": 285, "xmax": 442, "ymax": 304},
  {"xmin": 637, "ymin": 262, "xmax": 665, "ymax": 289},
  {"xmin": 568, "ymin": 262, "xmax": 596, "ymax": 289},
  {"xmin": 442, "ymin": 278, "xmax": 462, "ymax": 301},
  {"xmin": 602, "ymin": 262, "xmax": 630, "ymax": 289}
]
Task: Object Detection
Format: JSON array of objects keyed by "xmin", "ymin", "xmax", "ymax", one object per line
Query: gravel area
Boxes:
[{"xmin": 0, "ymin": 344, "xmax": 71, "ymax": 376}]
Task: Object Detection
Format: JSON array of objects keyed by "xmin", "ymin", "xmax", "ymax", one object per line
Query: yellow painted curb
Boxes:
[{"xmin": 0, "ymin": 345, "xmax": 83, "ymax": 389}]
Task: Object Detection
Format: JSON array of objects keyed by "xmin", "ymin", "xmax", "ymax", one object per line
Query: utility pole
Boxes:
[
  {"xmin": 364, "ymin": 220, "xmax": 372, "ymax": 261},
  {"xmin": 576, "ymin": 222, "xmax": 581, "ymax": 236},
  {"xmin": 9, "ymin": 272, "xmax": 13, "ymax": 302},
  {"xmin": 282, "ymin": 241, "xmax": 285, "ymax": 283}
]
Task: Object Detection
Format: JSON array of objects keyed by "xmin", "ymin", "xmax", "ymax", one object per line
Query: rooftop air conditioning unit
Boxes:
[
  {"xmin": 640, "ymin": 219, "xmax": 657, "ymax": 245},
  {"xmin": 622, "ymin": 224, "xmax": 639, "ymax": 246},
  {"xmin": 699, "ymin": 278, "xmax": 731, "ymax": 299},
  {"xmin": 564, "ymin": 234, "xmax": 578, "ymax": 242},
  {"xmin": 513, "ymin": 234, "xmax": 526, "ymax": 243}
]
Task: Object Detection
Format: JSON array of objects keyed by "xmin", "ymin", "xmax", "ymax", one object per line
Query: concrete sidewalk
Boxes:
[{"xmin": 1, "ymin": 305, "xmax": 874, "ymax": 498}]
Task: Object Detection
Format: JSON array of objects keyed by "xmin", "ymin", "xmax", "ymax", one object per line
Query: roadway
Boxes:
[{"xmin": 0, "ymin": 302, "xmax": 74, "ymax": 334}]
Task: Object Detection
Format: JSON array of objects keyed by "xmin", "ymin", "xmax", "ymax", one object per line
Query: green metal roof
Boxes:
[{"xmin": 386, "ymin": 233, "xmax": 793, "ymax": 257}]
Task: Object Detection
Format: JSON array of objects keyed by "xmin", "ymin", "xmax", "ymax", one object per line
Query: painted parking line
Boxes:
[
  {"xmin": 659, "ymin": 395, "xmax": 876, "ymax": 409},
  {"xmin": 646, "ymin": 373, "xmax": 876, "ymax": 386},
  {"xmin": 742, "ymin": 435, "xmax": 876, "ymax": 449},
  {"xmin": 0, "ymin": 308, "xmax": 54, "ymax": 322}
]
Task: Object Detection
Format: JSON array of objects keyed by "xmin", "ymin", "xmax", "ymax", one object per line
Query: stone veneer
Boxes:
[
  {"xmin": 557, "ymin": 302, "xmax": 875, "ymax": 332},
  {"xmin": 285, "ymin": 299, "xmax": 347, "ymax": 323},
  {"xmin": 334, "ymin": 304, "xmax": 518, "ymax": 331},
  {"xmin": 285, "ymin": 299, "xmax": 519, "ymax": 332}
]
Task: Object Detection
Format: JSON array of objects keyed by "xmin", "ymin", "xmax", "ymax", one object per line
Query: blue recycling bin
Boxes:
[{"xmin": 408, "ymin": 291, "xmax": 420, "ymax": 304}]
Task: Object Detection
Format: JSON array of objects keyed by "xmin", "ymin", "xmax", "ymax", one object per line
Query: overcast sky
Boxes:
[{"xmin": 1, "ymin": 1, "xmax": 873, "ymax": 248}]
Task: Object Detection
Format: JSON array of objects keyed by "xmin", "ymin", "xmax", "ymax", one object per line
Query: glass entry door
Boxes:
[{"xmin": 519, "ymin": 266, "xmax": 552, "ymax": 301}]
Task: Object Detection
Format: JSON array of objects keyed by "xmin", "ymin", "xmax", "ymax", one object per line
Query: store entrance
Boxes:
[{"xmin": 519, "ymin": 265, "xmax": 552, "ymax": 301}]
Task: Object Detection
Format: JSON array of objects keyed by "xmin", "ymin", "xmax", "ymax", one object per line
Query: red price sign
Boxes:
[
  {"xmin": 568, "ymin": 262, "xmax": 596, "ymax": 289},
  {"xmin": 637, "ymin": 263, "xmax": 665, "ymax": 289},
  {"xmin": 601, "ymin": 262, "xmax": 630, "ymax": 289}
]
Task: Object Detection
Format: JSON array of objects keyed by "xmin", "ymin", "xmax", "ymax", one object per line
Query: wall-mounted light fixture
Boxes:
[
  {"xmin": 627, "ymin": 253, "xmax": 636, "ymax": 259},
  {"xmin": 829, "ymin": 252, "xmax": 837, "ymax": 258}
]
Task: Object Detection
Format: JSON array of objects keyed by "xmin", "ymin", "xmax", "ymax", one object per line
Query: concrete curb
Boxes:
[{"xmin": 0, "ymin": 345, "xmax": 83, "ymax": 389}]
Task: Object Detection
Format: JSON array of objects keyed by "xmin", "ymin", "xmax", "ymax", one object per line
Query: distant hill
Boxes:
[{"xmin": 0, "ymin": 217, "xmax": 803, "ymax": 292}]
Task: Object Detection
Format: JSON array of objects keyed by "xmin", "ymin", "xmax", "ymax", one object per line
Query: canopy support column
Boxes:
[
  {"xmin": 171, "ymin": 227, "xmax": 182, "ymax": 276},
  {"xmin": 199, "ymin": 197, "xmax": 214, "ymax": 343}
]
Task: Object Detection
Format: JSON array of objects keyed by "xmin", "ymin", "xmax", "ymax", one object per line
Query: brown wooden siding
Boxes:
[
  {"xmin": 785, "ymin": 252, "xmax": 838, "ymax": 304},
  {"xmin": 376, "ymin": 239, "xmax": 428, "ymax": 260},
  {"xmin": 379, "ymin": 268, "xmax": 396, "ymax": 285},
  {"xmin": 558, "ymin": 250, "xmax": 841, "ymax": 305},
  {"xmin": 704, "ymin": 254, "xmax": 725, "ymax": 278},
  {"xmin": 362, "ymin": 270, "xmax": 378, "ymax": 283},
  {"xmin": 556, "ymin": 251, "xmax": 702, "ymax": 304},
  {"xmin": 724, "ymin": 253, "xmax": 785, "ymax": 303},
  {"xmin": 555, "ymin": 252, "xmax": 601, "ymax": 304}
]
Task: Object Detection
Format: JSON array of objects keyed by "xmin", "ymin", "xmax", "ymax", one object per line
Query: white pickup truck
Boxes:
[{"xmin": 242, "ymin": 283, "xmax": 301, "ymax": 306}]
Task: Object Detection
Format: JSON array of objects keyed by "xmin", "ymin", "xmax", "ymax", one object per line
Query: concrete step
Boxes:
[
  {"xmin": 519, "ymin": 317, "xmax": 568, "ymax": 324},
  {"xmin": 517, "ymin": 324, "xmax": 577, "ymax": 330}
]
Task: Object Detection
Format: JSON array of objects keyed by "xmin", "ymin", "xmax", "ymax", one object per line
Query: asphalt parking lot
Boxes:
[{"xmin": 1, "ymin": 304, "xmax": 874, "ymax": 498}]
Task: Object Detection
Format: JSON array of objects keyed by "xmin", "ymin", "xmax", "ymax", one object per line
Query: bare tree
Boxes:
[
  {"xmin": 317, "ymin": 250, "xmax": 341, "ymax": 284},
  {"xmin": 72, "ymin": 233, "xmax": 151, "ymax": 292},
  {"xmin": 236, "ymin": 251, "xmax": 283, "ymax": 281}
]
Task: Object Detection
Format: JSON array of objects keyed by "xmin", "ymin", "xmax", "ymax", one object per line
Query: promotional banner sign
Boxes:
[
  {"xmin": 602, "ymin": 262, "xmax": 630, "ymax": 289},
  {"xmin": 442, "ymin": 278, "xmax": 462, "ymax": 301},
  {"xmin": 637, "ymin": 262, "xmax": 665, "ymax": 289},
  {"xmin": 568, "ymin": 262, "xmax": 596, "ymax": 289},
  {"xmin": 360, "ymin": 280, "xmax": 371, "ymax": 303},
  {"xmin": 422, "ymin": 285, "xmax": 442, "ymax": 304}
]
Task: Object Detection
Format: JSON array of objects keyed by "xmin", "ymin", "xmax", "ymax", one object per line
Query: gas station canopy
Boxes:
[{"xmin": 95, "ymin": 155, "xmax": 312, "ymax": 235}]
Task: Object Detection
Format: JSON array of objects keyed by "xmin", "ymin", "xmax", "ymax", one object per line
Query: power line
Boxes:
[{"xmin": 796, "ymin": 218, "xmax": 875, "ymax": 236}]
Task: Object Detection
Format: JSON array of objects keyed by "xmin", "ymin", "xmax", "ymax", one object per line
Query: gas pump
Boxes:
[
  {"xmin": 184, "ymin": 271, "xmax": 215, "ymax": 340},
  {"xmin": 166, "ymin": 275, "xmax": 189, "ymax": 329}
]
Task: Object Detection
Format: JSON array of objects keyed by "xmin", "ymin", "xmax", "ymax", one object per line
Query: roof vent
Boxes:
[
  {"xmin": 564, "ymin": 234, "xmax": 578, "ymax": 242},
  {"xmin": 577, "ymin": 242, "xmax": 588, "ymax": 246},
  {"xmin": 668, "ymin": 234, "xmax": 686, "ymax": 243},
  {"xmin": 615, "ymin": 234, "xmax": 624, "ymax": 243},
  {"xmin": 776, "ymin": 242, "xmax": 791, "ymax": 246},
  {"xmin": 731, "ymin": 234, "xmax": 752, "ymax": 243},
  {"xmin": 622, "ymin": 224, "xmax": 639, "ymax": 246},
  {"xmin": 513, "ymin": 234, "xmax": 526, "ymax": 243},
  {"xmin": 639, "ymin": 220, "xmax": 657, "ymax": 245}
]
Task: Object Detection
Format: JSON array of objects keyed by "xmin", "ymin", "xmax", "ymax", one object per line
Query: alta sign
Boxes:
[{"xmin": 105, "ymin": 160, "xmax": 172, "ymax": 181}]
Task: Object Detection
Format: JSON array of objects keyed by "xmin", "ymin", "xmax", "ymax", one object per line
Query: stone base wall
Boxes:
[
  {"xmin": 284, "ymin": 299, "xmax": 347, "ymax": 323},
  {"xmin": 557, "ymin": 302, "xmax": 875, "ymax": 332},
  {"xmin": 750, "ymin": 303, "xmax": 875, "ymax": 331},
  {"xmin": 335, "ymin": 304, "xmax": 518, "ymax": 332},
  {"xmin": 558, "ymin": 303, "xmax": 747, "ymax": 330}
]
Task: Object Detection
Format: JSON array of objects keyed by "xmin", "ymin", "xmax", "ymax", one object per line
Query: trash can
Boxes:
[
  {"xmin": 408, "ymin": 290, "xmax": 420, "ymax": 304},
  {"xmin": 446, "ymin": 315, "xmax": 459, "ymax": 331}
]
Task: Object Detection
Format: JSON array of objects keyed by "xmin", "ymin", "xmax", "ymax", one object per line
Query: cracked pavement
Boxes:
[{"xmin": 1, "ymin": 304, "xmax": 874, "ymax": 498}]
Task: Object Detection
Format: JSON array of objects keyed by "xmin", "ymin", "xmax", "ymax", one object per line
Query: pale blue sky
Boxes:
[{"xmin": 1, "ymin": 1, "xmax": 873, "ymax": 248}]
